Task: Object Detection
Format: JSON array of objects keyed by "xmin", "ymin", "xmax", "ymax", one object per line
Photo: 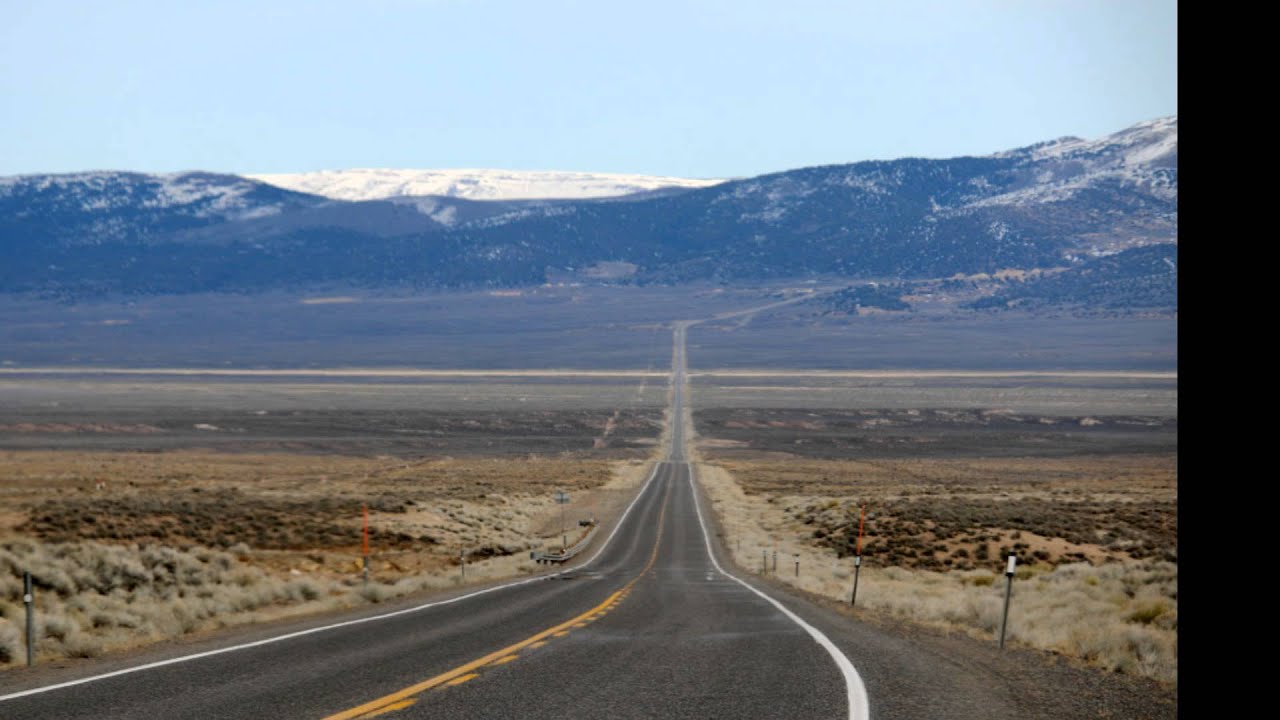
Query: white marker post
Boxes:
[
  {"xmin": 850, "ymin": 555, "xmax": 862, "ymax": 607},
  {"xmin": 23, "ymin": 571, "xmax": 34, "ymax": 667},
  {"xmin": 999, "ymin": 554, "xmax": 1017, "ymax": 650},
  {"xmin": 850, "ymin": 504, "xmax": 867, "ymax": 608}
]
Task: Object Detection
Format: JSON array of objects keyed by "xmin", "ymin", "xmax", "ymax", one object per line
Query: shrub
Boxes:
[
  {"xmin": 0, "ymin": 620, "xmax": 20, "ymax": 664},
  {"xmin": 60, "ymin": 631, "xmax": 104, "ymax": 659},
  {"xmin": 41, "ymin": 613, "xmax": 76, "ymax": 642},
  {"xmin": 358, "ymin": 583, "xmax": 390, "ymax": 604},
  {"xmin": 1127, "ymin": 601, "xmax": 1168, "ymax": 625}
]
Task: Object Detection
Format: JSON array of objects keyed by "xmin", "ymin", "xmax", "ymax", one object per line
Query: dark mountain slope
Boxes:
[{"xmin": 0, "ymin": 118, "xmax": 1176, "ymax": 306}]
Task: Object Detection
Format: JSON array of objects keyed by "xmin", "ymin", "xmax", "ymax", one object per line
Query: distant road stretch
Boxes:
[{"xmin": 1, "ymin": 312, "xmax": 872, "ymax": 719}]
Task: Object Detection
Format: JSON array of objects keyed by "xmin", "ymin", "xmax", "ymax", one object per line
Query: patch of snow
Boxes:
[
  {"xmin": 236, "ymin": 205, "xmax": 283, "ymax": 220},
  {"xmin": 431, "ymin": 205, "xmax": 458, "ymax": 226},
  {"xmin": 2, "ymin": 170, "xmax": 292, "ymax": 221},
  {"xmin": 387, "ymin": 196, "xmax": 457, "ymax": 225},
  {"xmin": 827, "ymin": 171, "xmax": 893, "ymax": 195},
  {"xmin": 247, "ymin": 168, "xmax": 725, "ymax": 202},
  {"xmin": 468, "ymin": 204, "xmax": 573, "ymax": 229}
]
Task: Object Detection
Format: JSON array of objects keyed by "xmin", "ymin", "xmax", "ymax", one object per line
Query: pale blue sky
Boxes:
[{"xmin": 0, "ymin": 1, "xmax": 1177, "ymax": 178}]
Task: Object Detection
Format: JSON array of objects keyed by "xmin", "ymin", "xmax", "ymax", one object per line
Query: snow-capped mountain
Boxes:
[
  {"xmin": 972, "ymin": 115, "xmax": 1178, "ymax": 210},
  {"xmin": 247, "ymin": 168, "xmax": 725, "ymax": 202},
  {"xmin": 1, "ymin": 117, "xmax": 1175, "ymax": 307},
  {"xmin": 1007, "ymin": 116, "xmax": 1177, "ymax": 167},
  {"xmin": 0, "ymin": 171, "xmax": 326, "ymax": 245}
]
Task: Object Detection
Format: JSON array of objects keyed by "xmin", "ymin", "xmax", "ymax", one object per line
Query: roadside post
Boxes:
[
  {"xmin": 999, "ymin": 554, "xmax": 1017, "ymax": 649},
  {"xmin": 850, "ymin": 556, "xmax": 862, "ymax": 607},
  {"xmin": 554, "ymin": 490, "xmax": 571, "ymax": 551},
  {"xmin": 850, "ymin": 504, "xmax": 867, "ymax": 607},
  {"xmin": 772, "ymin": 549, "xmax": 777, "ymax": 573},
  {"xmin": 24, "ymin": 571, "xmax": 34, "ymax": 667},
  {"xmin": 362, "ymin": 504, "xmax": 370, "ymax": 586},
  {"xmin": 794, "ymin": 554, "xmax": 799, "ymax": 578},
  {"xmin": 762, "ymin": 549, "xmax": 767, "ymax": 574},
  {"xmin": 461, "ymin": 549, "xmax": 466, "ymax": 581}
]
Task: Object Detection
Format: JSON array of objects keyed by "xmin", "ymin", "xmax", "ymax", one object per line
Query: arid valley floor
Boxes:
[
  {"xmin": 1, "ymin": 288, "xmax": 1176, "ymax": 716},
  {"xmin": 1, "ymin": 368, "xmax": 1175, "ymax": 683}
]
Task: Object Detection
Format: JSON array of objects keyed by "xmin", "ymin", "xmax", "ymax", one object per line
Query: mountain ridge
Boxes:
[{"xmin": 0, "ymin": 117, "xmax": 1176, "ymax": 308}]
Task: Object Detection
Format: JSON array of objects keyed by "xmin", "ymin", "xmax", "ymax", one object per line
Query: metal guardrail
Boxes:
[{"xmin": 531, "ymin": 522, "xmax": 599, "ymax": 564}]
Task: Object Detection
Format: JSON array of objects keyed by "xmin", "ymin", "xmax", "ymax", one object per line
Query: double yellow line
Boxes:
[{"xmin": 325, "ymin": 471, "xmax": 672, "ymax": 720}]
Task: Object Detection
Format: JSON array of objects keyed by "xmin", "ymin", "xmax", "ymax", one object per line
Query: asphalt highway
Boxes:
[{"xmin": 3, "ymin": 316, "xmax": 1046, "ymax": 719}]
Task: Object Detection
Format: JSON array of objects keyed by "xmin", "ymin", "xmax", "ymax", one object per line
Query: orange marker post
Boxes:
[{"xmin": 855, "ymin": 503, "xmax": 867, "ymax": 555}]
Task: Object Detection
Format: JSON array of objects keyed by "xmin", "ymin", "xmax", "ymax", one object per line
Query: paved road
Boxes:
[
  {"xmin": 0, "ymin": 319, "xmax": 867, "ymax": 720},
  {"xmin": 2, "ymin": 315, "xmax": 1050, "ymax": 720}
]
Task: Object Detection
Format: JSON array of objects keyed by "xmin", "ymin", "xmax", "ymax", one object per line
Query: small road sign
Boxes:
[{"xmin": 554, "ymin": 491, "xmax": 570, "ymax": 504}]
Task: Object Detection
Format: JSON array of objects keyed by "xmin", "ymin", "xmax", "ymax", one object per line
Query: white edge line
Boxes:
[
  {"xmin": 0, "ymin": 462, "xmax": 664, "ymax": 703},
  {"xmin": 685, "ymin": 465, "xmax": 871, "ymax": 720}
]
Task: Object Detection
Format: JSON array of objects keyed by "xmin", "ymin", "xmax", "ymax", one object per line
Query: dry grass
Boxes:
[
  {"xmin": 0, "ymin": 451, "xmax": 656, "ymax": 667},
  {"xmin": 22, "ymin": 492, "xmax": 432, "ymax": 551},
  {"xmin": 695, "ymin": 459, "xmax": 1178, "ymax": 683},
  {"xmin": 0, "ymin": 451, "xmax": 616, "ymax": 508},
  {"xmin": 716, "ymin": 456, "xmax": 1176, "ymax": 569},
  {"xmin": 0, "ymin": 537, "xmax": 560, "ymax": 664},
  {"xmin": 720, "ymin": 455, "xmax": 1175, "ymax": 496}
]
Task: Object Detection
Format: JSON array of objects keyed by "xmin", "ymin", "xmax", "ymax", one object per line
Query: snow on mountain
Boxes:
[
  {"xmin": 1016, "ymin": 116, "xmax": 1177, "ymax": 166},
  {"xmin": 0, "ymin": 171, "xmax": 319, "ymax": 220},
  {"xmin": 0, "ymin": 171, "xmax": 327, "ymax": 245},
  {"xmin": 972, "ymin": 116, "xmax": 1178, "ymax": 209},
  {"xmin": 246, "ymin": 168, "xmax": 724, "ymax": 202},
  {"xmin": 3, "ymin": 117, "xmax": 1176, "ymax": 299}
]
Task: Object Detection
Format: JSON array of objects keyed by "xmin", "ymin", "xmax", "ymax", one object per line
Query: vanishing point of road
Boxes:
[{"xmin": 2, "ymin": 312, "xmax": 1042, "ymax": 719}]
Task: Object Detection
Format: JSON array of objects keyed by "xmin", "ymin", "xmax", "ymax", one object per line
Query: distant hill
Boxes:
[
  {"xmin": 0, "ymin": 117, "xmax": 1176, "ymax": 308},
  {"xmin": 0, "ymin": 171, "xmax": 327, "ymax": 246}
]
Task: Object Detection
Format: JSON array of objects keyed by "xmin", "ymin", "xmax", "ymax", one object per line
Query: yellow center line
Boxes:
[
  {"xmin": 359, "ymin": 699, "xmax": 416, "ymax": 718},
  {"xmin": 529, "ymin": 641, "xmax": 548, "ymax": 649},
  {"xmin": 322, "ymin": 589, "xmax": 623, "ymax": 720},
  {"xmin": 489, "ymin": 655, "xmax": 519, "ymax": 665},
  {"xmin": 443, "ymin": 673, "xmax": 479, "ymax": 687},
  {"xmin": 323, "ymin": 472, "xmax": 673, "ymax": 720}
]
